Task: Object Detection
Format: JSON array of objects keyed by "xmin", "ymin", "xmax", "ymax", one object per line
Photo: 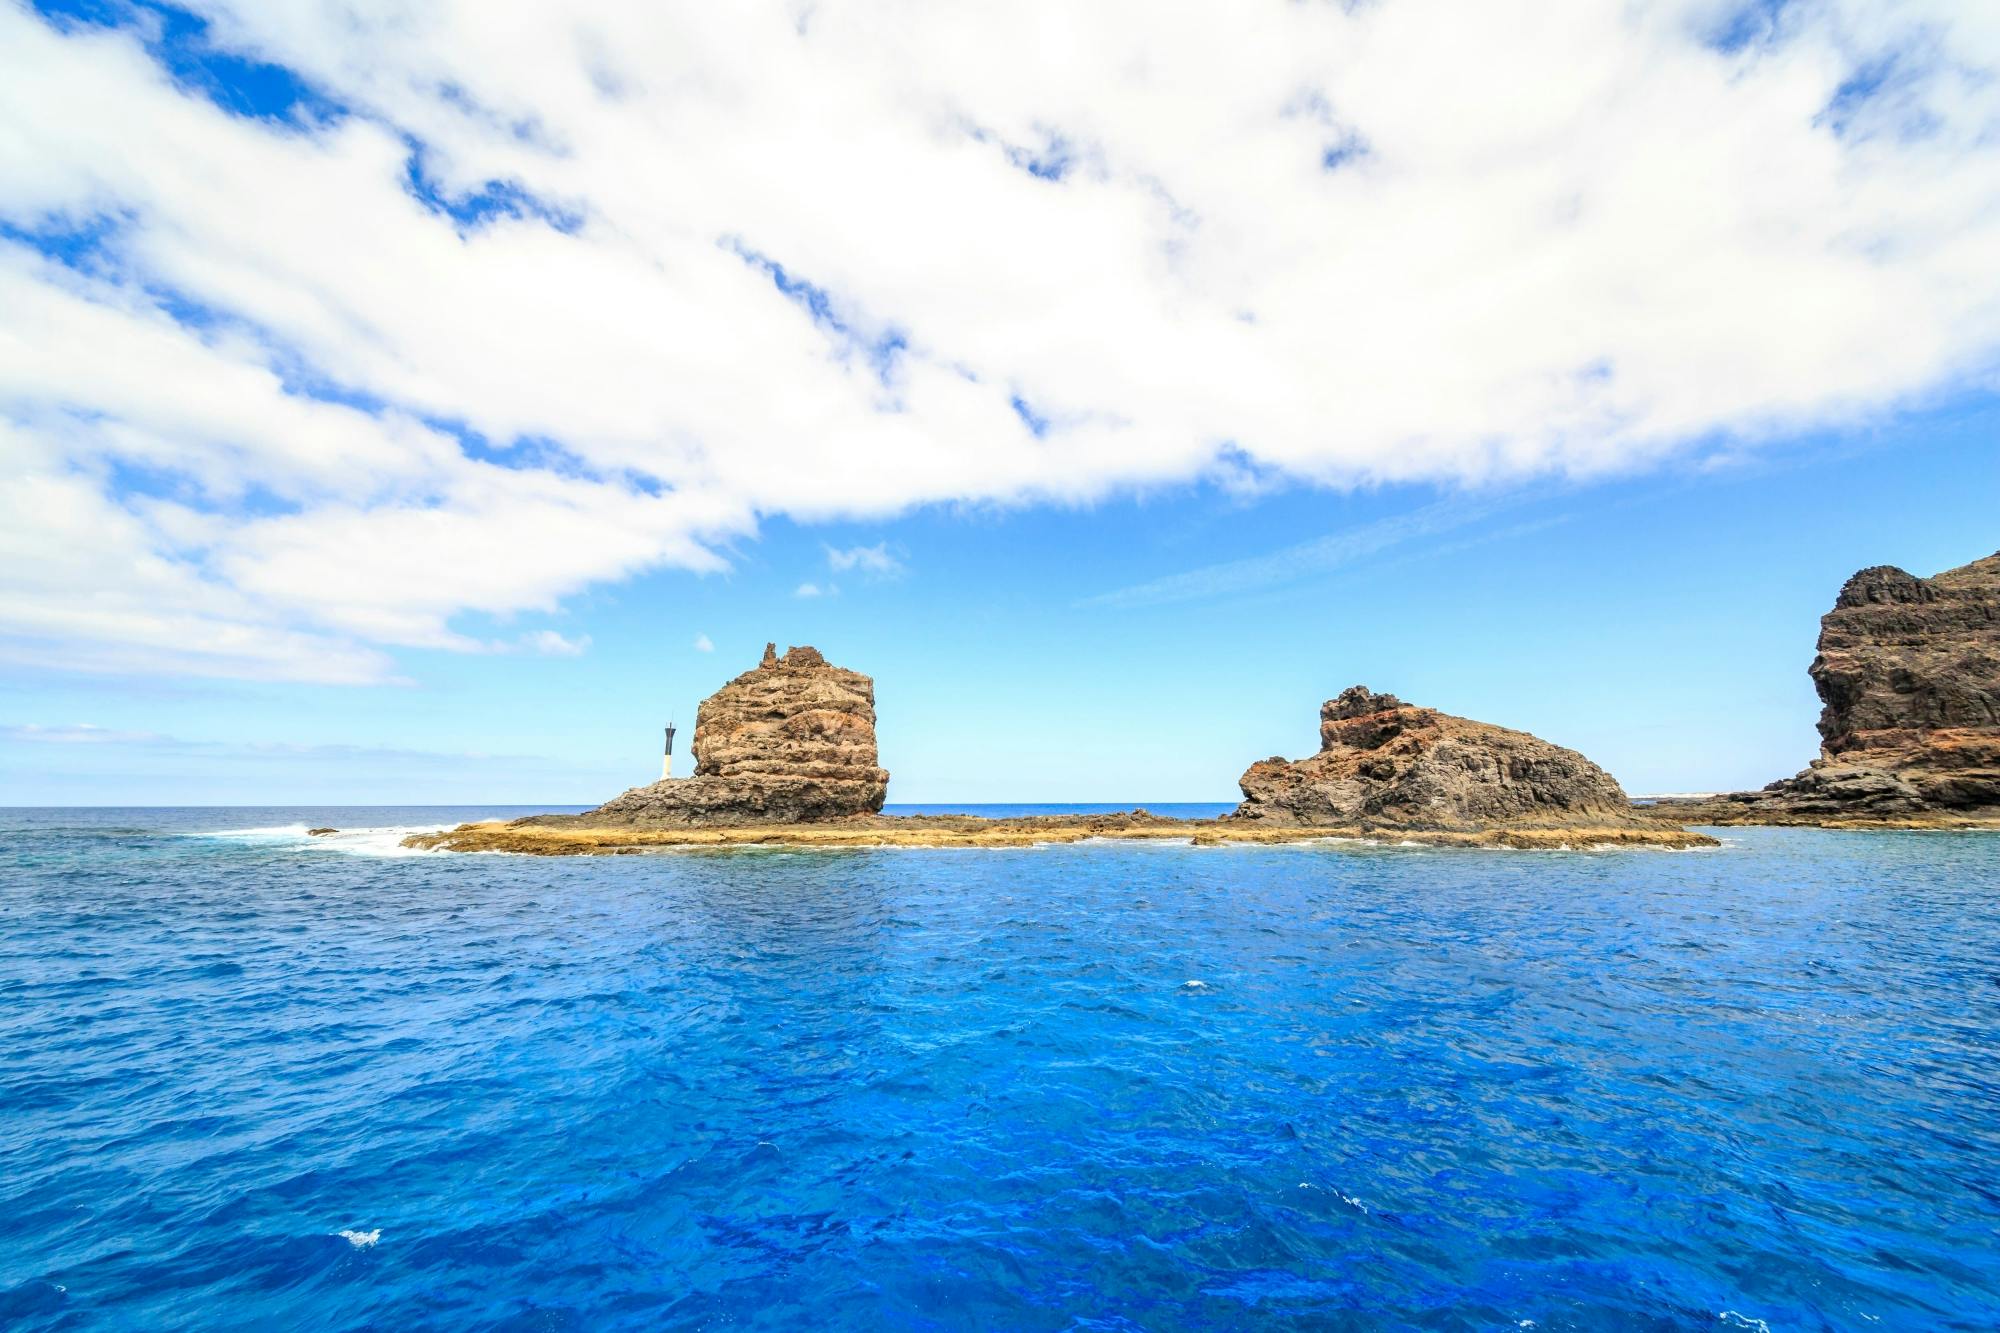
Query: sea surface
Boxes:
[{"xmin": 3, "ymin": 807, "xmax": 1997, "ymax": 1331}]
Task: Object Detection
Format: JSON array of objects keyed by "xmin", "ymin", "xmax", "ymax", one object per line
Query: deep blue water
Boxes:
[{"xmin": 3, "ymin": 808, "xmax": 1998, "ymax": 1331}]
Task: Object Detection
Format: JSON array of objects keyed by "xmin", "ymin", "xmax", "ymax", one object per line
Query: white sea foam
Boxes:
[
  {"xmin": 337, "ymin": 1228, "xmax": 380, "ymax": 1248},
  {"xmin": 202, "ymin": 825, "xmax": 451, "ymax": 857},
  {"xmin": 1296, "ymin": 1181, "xmax": 1368, "ymax": 1212},
  {"xmin": 207, "ymin": 823, "xmax": 315, "ymax": 839},
  {"xmin": 1717, "ymin": 1313, "xmax": 1769, "ymax": 1332}
]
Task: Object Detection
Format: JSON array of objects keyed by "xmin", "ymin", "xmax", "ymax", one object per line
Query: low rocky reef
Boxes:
[
  {"xmin": 406, "ymin": 654, "xmax": 1713, "ymax": 854},
  {"xmin": 406, "ymin": 813, "xmax": 1714, "ymax": 854},
  {"xmin": 1638, "ymin": 549, "xmax": 2000, "ymax": 829}
]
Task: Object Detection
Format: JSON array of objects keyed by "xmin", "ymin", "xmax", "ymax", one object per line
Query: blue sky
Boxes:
[
  {"xmin": 2, "ymin": 1, "xmax": 1998, "ymax": 803},
  {"xmin": 6, "ymin": 403, "xmax": 1993, "ymax": 804}
]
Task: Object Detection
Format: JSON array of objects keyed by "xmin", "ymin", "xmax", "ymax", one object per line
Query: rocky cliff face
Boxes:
[
  {"xmin": 1230, "ymin": 686, "xmax": 1639, "ymax": 829},
  {"xmin": 1742, "ymin": 551, "xmax": 2000, "ymax": 818},
  {"xmin": 581, "ymin": 643, "xmax": 889, "ymax": 825}
]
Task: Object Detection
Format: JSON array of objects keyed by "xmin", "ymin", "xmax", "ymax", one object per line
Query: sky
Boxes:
[{"xmin": 1, "ymin": 0, "xmax": 1997, "ymax": 804}]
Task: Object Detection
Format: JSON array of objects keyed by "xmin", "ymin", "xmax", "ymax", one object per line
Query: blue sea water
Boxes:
[{"xmin": 2, "ymin": 808, "xmax": 1998, "ymax": 1331}]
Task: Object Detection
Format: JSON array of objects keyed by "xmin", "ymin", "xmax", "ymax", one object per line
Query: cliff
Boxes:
[
  {"xmin": 1689, "ymin": 550, "xmax": 2000, "ymax": 823},
  {"xmin": 1229, "ymin": 686, "xmax": 1642, "ymax": 830},
  {"xmin": 562, "ymin": 643, "xmax": 889, "ymax": 826}
]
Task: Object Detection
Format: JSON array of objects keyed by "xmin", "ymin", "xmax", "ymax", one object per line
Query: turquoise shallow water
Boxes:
[{"xmin": 2, "ymin": 808, "xmax": 1997, "ymax": 1330}]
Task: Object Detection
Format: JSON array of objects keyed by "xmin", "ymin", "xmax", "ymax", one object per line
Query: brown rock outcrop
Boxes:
[
  {"xmin": 556, "ymin": 643, "xmax": 888, "ymax": 826},
  {"xmin": 1689, "ymin": 550, "xmax": 2000, "ymax": 822},
  {"xmin": 1229, "ymin": 686, "xmax": 1642, "ymax": 830}
]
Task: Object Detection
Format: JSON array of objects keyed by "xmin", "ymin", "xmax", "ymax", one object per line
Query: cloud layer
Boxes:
[{"xmin": 5, "ymin": 0, "xmax": 1998, "ymax": 680}]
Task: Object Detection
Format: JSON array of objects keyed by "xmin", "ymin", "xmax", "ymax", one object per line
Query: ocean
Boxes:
[{"xmin": 3, "ymin": 807, "xmax": 1997, "ymax": 1330}]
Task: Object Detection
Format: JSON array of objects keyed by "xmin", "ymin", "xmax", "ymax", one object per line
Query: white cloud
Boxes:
[
  {"xmin": 521, "ymin": 629, "xmax": 590, "ymax": 656},
  {"xmin": 693, "ymin": 632, "xmax": 715, "ymax": 652},
  {"xmin": 794, "ymin": 582, "xmax": 825, "ymax": 598},
  {"xmin": 826, "ymin": 541, "xmax": 904, "ymax": 576},
  {"xmin": 0, "ymin": 721, "xmax": 576, "ymax": 765},
  {"xmin": 3, "ymin": 0, "xmax": 1999, "ymax": 681},
  {"xmin": 0, "ymin": 723, "xmax": 169, "ymax": 745}
]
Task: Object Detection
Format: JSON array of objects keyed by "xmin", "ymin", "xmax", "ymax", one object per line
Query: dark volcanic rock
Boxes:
[
  {"xmin": 1740, "ymin": 550, "xmax": 2000, "ymax": 820},
  {"xmin": 1815, "ymin": 556, "xmax": 2000, "ymax": 750},
  {"xmin": 570, "ymin": 643, "xmax": 888, "ymax": 826},
  {"xmin": 1230, "ymin": 686, "xmax": 1640, "ymax": 830}
]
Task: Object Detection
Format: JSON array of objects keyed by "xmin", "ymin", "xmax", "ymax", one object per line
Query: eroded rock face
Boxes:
[
  {"xmin": 581, "ymin": 643, "xmax": 889, "ymax": 825},
  {"xmin": 1230, "ymin": 686, "xmax": 1637, "ymax": 829},
  {"xmin": 1752, "ymin": 550, "xmax": 2000, "ymax": 817}
]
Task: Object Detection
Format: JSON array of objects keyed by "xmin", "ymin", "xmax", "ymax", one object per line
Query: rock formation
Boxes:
[
  {"xmin": 1229, "ymin": 686, "xmax": 1642, "ymax": 830},
  {"xmin": 1697, "ymin": 550, "xmax": 2000, "ymax": 822},
  {"xmin": 568, "ymin": 643, "xmax": 888, "ymax": 826},
  {"xmin": 421, "ymin": 646, "xmax": 1719, "ymax": 852}
]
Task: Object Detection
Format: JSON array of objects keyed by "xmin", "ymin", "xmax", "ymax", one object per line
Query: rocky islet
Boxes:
[
  {"xmin": 527, "ymin": 643, "xmax": 889, "ymax": 829},
  {"xmin": 1646, "ymin": 549, "xmax": 2000, "ymax": 826},
  {"xmin": 410, "ymin": 652, "xmax": 1710, "ymax": 852},
  {"xmin": 407, "ymin": 552, "xmax": 2000, "ymax": 854},
  {"xmin": 1228, "ymin": 686, "xmax": 1647, "ymax": 831}
]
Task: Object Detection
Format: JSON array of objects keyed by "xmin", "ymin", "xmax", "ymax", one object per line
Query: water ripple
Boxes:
[{"xmin": 1, "ymin": 808, "xmax": 1997, "ymax": 1329}]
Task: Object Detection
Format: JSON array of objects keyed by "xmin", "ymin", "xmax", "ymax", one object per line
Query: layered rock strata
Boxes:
[
  {"xmin": 1659, "ymin": 550, "xmax": 2000, "ymax": 824},
  {"xmin": 1228, "ymin": 686, "xmax": 1645, "ymax": 831},
  {"xmin": 550, "ymin": 643, "xmax": 888, "ymax": 827}
]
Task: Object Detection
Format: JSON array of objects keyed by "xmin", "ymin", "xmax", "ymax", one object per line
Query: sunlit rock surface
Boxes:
[
  {"xmin": 557, "ymin": 643, "xmax": 888, "ymax": 827},
  {"xmin": 1229, "ymin": 686, "xmax": 1641, "ymax": 830}
]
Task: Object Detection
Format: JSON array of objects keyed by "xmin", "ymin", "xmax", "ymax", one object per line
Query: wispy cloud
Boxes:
[
  {"xmin": 1, "ymin": 723, "xmax": 170, "ymax": 745},
  {"xmin": 0, "ymin": 724, "xmax": 556, "ymax": 766},
  {"xmin": 693, "ymin": 632, "xmax": 714, "ymax": 652},
  {"xmin": 1376, "ymin": 514, "xmax": 1576, "ymax": 571},
  {"xmin": 794, "ymin": 581, "xmax": 837, "ymax": 598},
  {"xmin": 826, "ymin": 541, "xmax": 903, "ymax": 576},
  {"xmin": 521, "ymin": 629, "xmax": 590, "ymax": 656},
  {"xmin": 1079, "ymin": 497, "xmax": 1508, "ymax": 609}
]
